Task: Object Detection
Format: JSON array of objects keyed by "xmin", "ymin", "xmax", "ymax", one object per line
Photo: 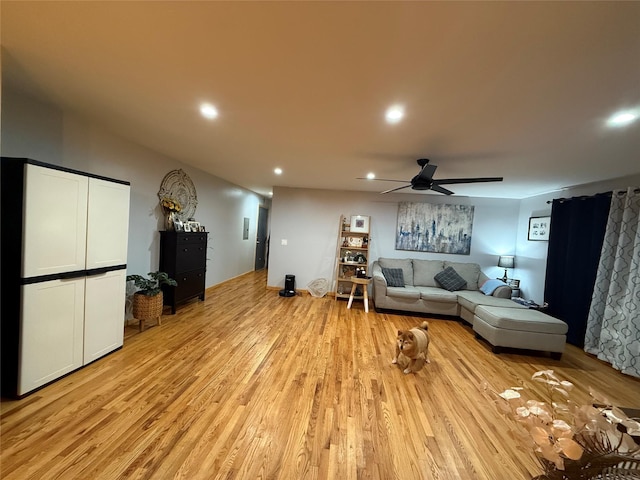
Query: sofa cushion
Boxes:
[
  {"xmin": 386, "ymin": 286, "xmax": 421, "ymax": 300},
  {"xmin": 378, "ymin": 258, "xmax": 413, "ymax": 286},
  {"xmin": 434, "ymin": 266, "xmax": 467, "ymax": 291},
  {"xmin": 381, "ymin": 267, "xmax": 405, "ymax": 287},
  {"xmin": 416, "ymin": 286, "xmax": 458, "ymax": 302},
  {"xmin": 444, "ymin": 261, "xmax": 481, "ymax": 290},
  {"xmin": 457, "ymin": 291, "xmax": 528, "ymax": 313},
  {"xmin": 475, "ymin": 305, "xmax": 568, "ymax": 335},
  {"xmin": 413, "ymin": 259, "xmax": 444, "ymax": 287}
]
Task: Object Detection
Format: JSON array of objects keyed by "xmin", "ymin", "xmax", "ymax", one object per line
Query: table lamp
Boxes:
[{"xmin": 498, "ymin": 255, "xmax": 515, "ymax": 283}]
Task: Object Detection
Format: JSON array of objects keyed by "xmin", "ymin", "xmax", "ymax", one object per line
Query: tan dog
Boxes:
[{"xmin": 392, "ymin": 321, "xmax": 430, "ymax": 374}]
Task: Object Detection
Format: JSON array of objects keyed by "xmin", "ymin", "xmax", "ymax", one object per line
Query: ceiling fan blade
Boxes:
[
  {"xmin": 356, "ymin": 177, "xmax": 408, "ymax": 183},
  {"xmin": 430, "ymin": 184, "xmax": 454, "ymax": 195},
  {"xmin": 433, "ymin": 177, "xmax": 503, "ymax": 185},
  {"xmin": 381, "ymin": 184, "xmax": 411, "ymax": 194},
  {"xmin": 415, "ymin": 163, "xmax": 437, "ymax": 182}
]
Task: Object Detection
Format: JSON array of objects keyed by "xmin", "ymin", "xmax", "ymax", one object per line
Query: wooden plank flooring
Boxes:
[{"xmin": 2, "ymin": 270, "xmax": 640, "ymax": 479}]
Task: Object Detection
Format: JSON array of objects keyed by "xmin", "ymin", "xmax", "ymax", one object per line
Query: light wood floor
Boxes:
[{"xmin": 2, "ymin": 270, "xmax": 640, "ymax": 480}]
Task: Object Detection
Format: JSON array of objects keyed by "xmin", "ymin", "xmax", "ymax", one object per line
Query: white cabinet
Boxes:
[
  {"xmin": 22, "ymin": 164, "xmax": 89, "ymax": 278},
  {"xmin": 19, "ymin": 279, "xmax": 85, "ymax": 395},
  {"xmin": 1, "ymin": 158, "xmax": 130, "ymax": 397},
  {"xmin": 86, "ymin": 178, "xmax": 130, "ymax": 269},
  {"xmin": 84, "ymin": 269, "xmax": 126, "ymax": 364}
]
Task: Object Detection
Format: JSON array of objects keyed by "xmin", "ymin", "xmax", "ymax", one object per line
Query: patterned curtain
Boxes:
[{"xmin": 584, "ymin": 187, "xmax": 640, "ymax": 378}]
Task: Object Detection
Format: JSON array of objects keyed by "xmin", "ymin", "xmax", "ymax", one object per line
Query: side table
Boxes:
[{"xmin": 347, "ymin": 276, "xmax": 372, "ymax": 313}]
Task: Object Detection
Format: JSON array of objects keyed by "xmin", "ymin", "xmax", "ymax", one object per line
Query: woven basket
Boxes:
[{"xmin": 132, "ymin": 292, "xmax": 163, "ymax": 322}]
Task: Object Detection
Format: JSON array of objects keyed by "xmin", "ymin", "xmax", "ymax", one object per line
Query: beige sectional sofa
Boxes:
[
  {"xmin": 371, "ymin": 258, "xmax": 515, "ymax": 318},
  {"xmin": 371, "ymin": 257, "xmax": 568, "ymax": 358}
]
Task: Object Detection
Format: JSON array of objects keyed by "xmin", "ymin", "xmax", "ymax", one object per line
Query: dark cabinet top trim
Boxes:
[{"xmin": 1, "ymin": 157, "xmax": 130, "ymax": 186}]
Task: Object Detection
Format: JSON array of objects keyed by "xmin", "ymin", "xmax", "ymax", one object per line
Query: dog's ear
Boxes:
[
  {"xmin": 407, "ymin": 332, "xmax": 415, "ymax": 340},
  {"xmin": 397, "ymin": 330, "xmax": 403, "ymax": 336}
]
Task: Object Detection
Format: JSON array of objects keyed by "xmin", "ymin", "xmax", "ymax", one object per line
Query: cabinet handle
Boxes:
[
  {"xmin": 183, "ymin": 277, "xmax": 187, "ymax": 281},
  {"xmin": 183, "ymin": 248, "xmax": 188, "ymax": 252}
]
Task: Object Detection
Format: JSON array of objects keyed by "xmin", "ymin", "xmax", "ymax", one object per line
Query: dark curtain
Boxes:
[{"xmin": 544, "ymin": 193, "xmax": 611, "ymax": 347}]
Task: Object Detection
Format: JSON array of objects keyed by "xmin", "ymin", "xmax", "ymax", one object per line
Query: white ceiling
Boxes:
[{"xmin": 2, "ymin": 1, "xmax": 639, "ymax": 199}]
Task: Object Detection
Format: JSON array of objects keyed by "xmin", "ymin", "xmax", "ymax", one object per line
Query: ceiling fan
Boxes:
[{"xmin": 358, "ymin": 158, "xmax": 503, "ymax": 195}]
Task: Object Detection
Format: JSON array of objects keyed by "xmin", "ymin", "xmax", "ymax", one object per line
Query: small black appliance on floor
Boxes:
[{"xmin": 279, "ymin": 274, "xmax": 296, "ymax": 297}]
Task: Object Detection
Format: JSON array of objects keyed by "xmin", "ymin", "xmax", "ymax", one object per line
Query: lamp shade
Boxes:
[{"xmin": 498, "ymin": 255, "xmax": 515, "ymax": 268}]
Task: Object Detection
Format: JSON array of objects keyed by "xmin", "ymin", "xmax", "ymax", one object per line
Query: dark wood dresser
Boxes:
[{"xmin": 159, "ymin": 231, "xmax": 208, "ymax": 313}]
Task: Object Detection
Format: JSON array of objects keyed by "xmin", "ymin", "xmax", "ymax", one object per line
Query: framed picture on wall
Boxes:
[
  {"xmin": 350, "ymin": 215, "xmax": 370, "ymax": 233},
  {"xmin": 528, "ymin": 216, "xmax": 551, "ymax": 241}
]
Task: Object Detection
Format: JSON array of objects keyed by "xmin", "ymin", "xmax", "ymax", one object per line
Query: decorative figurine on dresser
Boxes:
[{"xmin": 157, "ymin": 169, "xmax": 207, "ymax": 313}]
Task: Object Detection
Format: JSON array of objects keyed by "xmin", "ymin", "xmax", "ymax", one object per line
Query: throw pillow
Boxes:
[
  {"xmin": 381, "ymin": 267, "xmax": 405, "ymax": 287},
  {"xmin": 443, "ymin": 261, "xmax": 481, "ymax": 290},
  {"xmin": 479, "ymin": 278, "xmax": 507, "ymax": 296},
  {"xmin": 434, "ymin": 266, "xmax": 467, "ymax": 292}
]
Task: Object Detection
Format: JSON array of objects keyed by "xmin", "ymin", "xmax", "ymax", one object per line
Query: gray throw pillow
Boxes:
[
  {"xmin": 381, "ymin": 267, "xmax": 405, "ymax": 287},
  {"xmin": 434, "ymin": 266, "xmax": 467, "ymax": 291}
]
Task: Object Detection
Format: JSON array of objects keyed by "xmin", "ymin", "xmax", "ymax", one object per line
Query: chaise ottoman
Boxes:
[{"xmin": 473, "ymin": 305, "xmax": 568, "ymax": 359}]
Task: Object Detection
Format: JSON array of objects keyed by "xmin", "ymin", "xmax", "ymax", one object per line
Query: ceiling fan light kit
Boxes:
[{"xmin": 359, "ymin": 158, "xmax": 503, "ymax": 195}]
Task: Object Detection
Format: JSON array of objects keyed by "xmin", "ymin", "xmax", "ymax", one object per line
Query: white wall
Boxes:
[
  {"xmin": 268, "ymin": 187, "xmax": 520, "ymax": 290},
  {"xmin": 1, "ymin": 87, "xmax": 269, "ymax": 287}
]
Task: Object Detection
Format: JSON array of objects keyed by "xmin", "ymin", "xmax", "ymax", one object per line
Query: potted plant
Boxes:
[{"xmin": 127, "ymin": 271, "xmax": 177, "ymax": 331}]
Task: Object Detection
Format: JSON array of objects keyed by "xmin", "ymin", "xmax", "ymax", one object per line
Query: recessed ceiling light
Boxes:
[
  {"xmin": 366, "ymin": 172, "xmax": 376, "ymax": 180},
  {"xmin": 607, "ymin": 109, "xmax": 638, "ymax": 128},
  {"xmin": 274, "ymin": 168, "xmax": 282, "ymax": 175},
  {"xmin": 200, "ymin": 103, "xmax": 218, "ymax": 119},
  {"xmin": 385, "ymin": 105, "xmax": 404, "ymax": 124}
]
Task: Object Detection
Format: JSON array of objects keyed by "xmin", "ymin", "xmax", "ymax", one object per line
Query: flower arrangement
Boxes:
[
  {"xmin": 160, "ymin": 196, "xmax": 182, "ymax": 213},
  {"xmin": 491, "ymin": 370, "xmax": 640, "ymax": 479}
]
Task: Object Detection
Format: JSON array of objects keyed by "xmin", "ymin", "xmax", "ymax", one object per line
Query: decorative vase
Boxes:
[
  {"xmin": 165, "ymin": 211, "xmax": 175, "ymax": 231},
  {"xmin": 132, "ymin": 292, "xmax": 164, "ymax": 331}
]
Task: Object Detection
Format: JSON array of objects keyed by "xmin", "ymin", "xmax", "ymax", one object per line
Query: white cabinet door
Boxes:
[
  {"xmin": 86, "ymin": 179, "xmax": 130, "ymax": 269},
  {"xmin": 19, "ymin": 279, "xmax": 85, "ymax": 395},
  {"xmin": 22, "ymin": 164, "xmax": 88, "ymax": 278},
  {"xmin": 84, "ymin": 269, "xmax": 126, "ymax": 364}
]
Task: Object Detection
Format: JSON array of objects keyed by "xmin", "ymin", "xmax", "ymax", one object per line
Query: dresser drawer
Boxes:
[
  {"xmin": 176, "ymin": 233, "xmax": 208, "ymax": 245},
  {"xmin": 174, "ymin": 269, "xmax": 206, "ymax": 302},
  {"xmin": 175, "ymin": 243, "xmax": 207, "ymax": 272}
]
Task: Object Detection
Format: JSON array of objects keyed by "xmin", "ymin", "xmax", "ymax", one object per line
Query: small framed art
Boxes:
[
  {"xmin": 528, "ymin": 216, "xmax": 551, "ymax": 241},
  {"xmin": 347, "ymin": 236, "xmax": 363, "ymax": 247},
  {"xmin": 350, "ymin": 215, "xmax": 370, "ymax": 233}
]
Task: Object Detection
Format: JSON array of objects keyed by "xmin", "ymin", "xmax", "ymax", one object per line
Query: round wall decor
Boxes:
[{"xmin": 158, "ymin": 169, "xmax": 198, "ymax": 221}]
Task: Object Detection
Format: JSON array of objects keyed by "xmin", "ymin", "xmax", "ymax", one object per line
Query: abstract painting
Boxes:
[{"xmin": 395, "ymin": 202, "xmax": 474, "ymax": 255}]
